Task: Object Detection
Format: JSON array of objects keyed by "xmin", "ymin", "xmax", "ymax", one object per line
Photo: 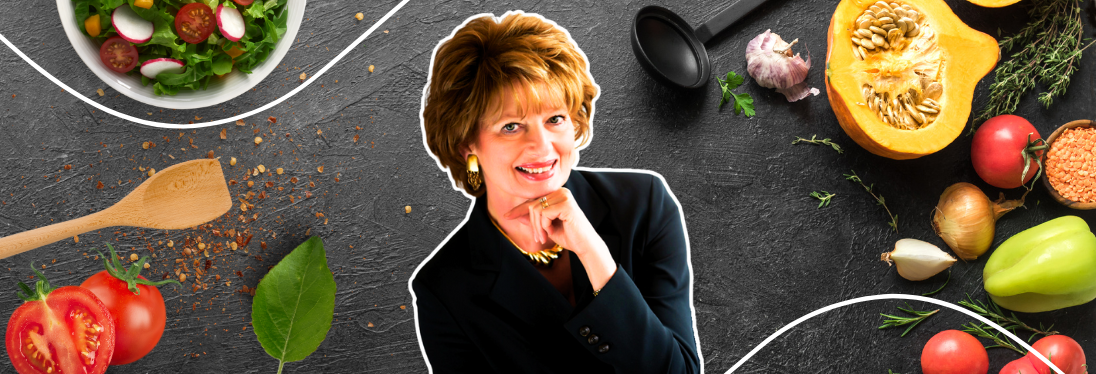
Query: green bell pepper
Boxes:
[{"xmin": 983, "ymin": 215, "xmax": 1096, "ymax": 313}]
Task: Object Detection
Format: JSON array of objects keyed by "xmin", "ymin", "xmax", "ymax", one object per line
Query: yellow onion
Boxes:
[{"xmin": 931, "ymin": 182, "xmax": 1022, "ymax": 260}]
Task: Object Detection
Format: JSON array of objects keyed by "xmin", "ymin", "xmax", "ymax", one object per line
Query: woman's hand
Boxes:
[{"xmin": 503, "ymin": 188, "xmax": 617, "ymax": 289}]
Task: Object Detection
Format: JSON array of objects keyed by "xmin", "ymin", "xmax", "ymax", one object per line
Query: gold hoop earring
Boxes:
[{"xmin": 466, "ymin": 154, "xmax": 482, "ymax": 191}]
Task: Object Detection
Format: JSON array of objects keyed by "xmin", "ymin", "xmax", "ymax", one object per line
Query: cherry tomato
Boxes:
[
  {"xmin": 99, "ymin": 36, "xmax": 138, "ymax": 73},
  {"xmin": 5, "ymin": 269, "xmax": 115, "ymax": 374},
  {"xmin": 921, "ymin": 330, "xmax": 989, "ymax": 374},
  {"xmin": 971, "ymin": 115, "xmax": 1045, "ymax": 189},
  {"xmin": 81, "ymin": 272, "xmax": 167, "ymax": 365},
  {"xmin": 1026, "ymin": 335, "xmax": 1086, "ymax": 374},
  {"xmin": 1000, "ymin": 356, "xmax": 1041, "ymax": 374},
  {"xmin": 175, "ymin": 3, "xmax": 215, "ymax": 44},
  {"xmin": 233, "ymin": 0, "xmax": 254, "ymax": 5}
]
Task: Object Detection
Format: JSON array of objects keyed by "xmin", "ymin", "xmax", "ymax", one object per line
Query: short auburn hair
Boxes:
[{"xmin": 422, "ymin": 12, "xmax": 598, "ymax": 196}]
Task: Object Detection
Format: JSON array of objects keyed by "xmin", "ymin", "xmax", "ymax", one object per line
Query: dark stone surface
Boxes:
[{"xmin": 0, "ymin": 0, "xmax": 1095, "ymax": 372}]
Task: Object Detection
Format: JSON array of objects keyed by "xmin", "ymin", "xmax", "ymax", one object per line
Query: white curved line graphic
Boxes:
[
  {"xmin": 724, "ymin": 294, "xmax": 1064, "ymax": 374},
  {"xmin": 0, "ymin": 0, "xmax": 410, "ymax": 129}
]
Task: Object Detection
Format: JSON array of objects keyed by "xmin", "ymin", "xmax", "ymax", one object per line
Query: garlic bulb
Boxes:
[
  {"xmin": 881, "ymin": 239, "xmax": 956, "ymax": 281},
  {"xmin": 745, "ymin": 29, "xmax": 819, "ymax": 102}
]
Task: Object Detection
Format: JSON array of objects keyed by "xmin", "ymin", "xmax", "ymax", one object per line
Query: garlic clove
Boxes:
[
  {"xmin": 775, "ymin": 81, "xmax": 821, "ymax": 102},
  {"xmin": 881, "ymin": 238, "xmax": 956, "ymax": 281}
]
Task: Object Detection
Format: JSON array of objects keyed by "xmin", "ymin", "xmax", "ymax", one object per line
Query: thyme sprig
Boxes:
[
  {"xmin": 810, "ymin": 191, "xmax": 836, "ymax": 208},
  {"xmin": 962, "ymin": 322, "xmax": 1025, "ymax": 355},
  {"xmin": 978, "ymin": 0, "xmax": 1095, "ymax": 123},
  {"xmin": 845, "ymin": 170, "xmax": 898, "ymax": 232},
  {"xmin": 959, "ymin": 295, "xmax": 1059, "ymax": 341},
  {"xmin": 879, "ymin": 304, "xmax": 939, "ymax": 337},
  {"xmin": 793, "ymin": 135, "xmax": 844, "ymax": 154}
]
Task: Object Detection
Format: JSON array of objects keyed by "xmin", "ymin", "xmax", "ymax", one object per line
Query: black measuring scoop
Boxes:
[{"xmin": 631, "ymin": 0, "xmax": 769, "ymax": 89}]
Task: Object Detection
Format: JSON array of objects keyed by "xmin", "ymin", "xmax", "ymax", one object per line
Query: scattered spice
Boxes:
[
  {"xmin": 276, "ymin": 168, "xmax": 284, "ymax": 175},
  {"xmin": 299, "ymin": 72, "xmax": 307, "ymax": 80},
  {"xmin": 96, "ymin": 88, "xmax": 105, "ymax": 96},
  {"xmin": 1046, "ymin": 127, "xmax": 1096, "ymax": 202},
  {"xmin": 368, "ymin": 65, "xmax": 375, "ymax": 73},
  {"xmin": 148, "ymin": 168, "xmax": 155, "ymax": 177},
  {"xmin": 355, "ymin": 12, "xmax": 363, "ymax": 20},
  {"xmin": 130, "ymin": 253, "xmax": 139, "ymax": 261},
  {"xmin": 258, "ymin": 165, "xmax": 266, "ymax": 173},
  {"xmin": 254, "ymin": 136, "xmax": 263, "ymax": 145},
  {"xmin": 74, "ymin": 235, "xmax": 79, "ymax": 243},
  {"xmin": 405, "ymin": 205, "xmax": 412, "ymax": 214},
  {"xmin": 142, "ymin": 142, "xmax": 150, "ymax": 150},
  {"xmin": 180, "ymin": 273, "xmax": 187, "ymax": 282},
  {"xmin": 231, "ymin": 157, "xmax": 237, "ymax": 166},
  {"xmin": 220, "ymin": 128, "xmax": 227, "ymax": 140},
  {"xmin": 236, "ymin": 119, "xmax": 246, "ymax": 126},
  {"xmin": 317, "ymin": 166, "xmax": 324, "ymax": 173},
  {"xmin": 167, "ymin": 240, "xmax": 174, "ymax": 248},
  {"xmin": 268, "ymin": 116, "xmax": 277, "ymax": 123}
]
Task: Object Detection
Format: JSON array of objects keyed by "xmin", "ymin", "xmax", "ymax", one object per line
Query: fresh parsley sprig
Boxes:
[{"xmin": 717, "ymin": 71, "xmax": 756, "ymax": 117}]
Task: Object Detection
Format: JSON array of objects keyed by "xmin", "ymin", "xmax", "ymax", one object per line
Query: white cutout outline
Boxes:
[
  {"xmin": 723, "ymin": 294, "xmax": 1064, "ymax": 374},
  {"xmin": 0, "ymin": 0, "xmax": 410, "ymax": 129},
  {"xmin": 407, "ymin": 11, "xmax": 704, "ymax": 373}
]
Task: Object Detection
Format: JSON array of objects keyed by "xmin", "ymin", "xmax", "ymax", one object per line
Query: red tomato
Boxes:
[
  {"xmin": 5, "ymin": 281, "xmax": 116, "ymax": 374},
  {"xmin": 971, "ymin": 115, "xmax": 1045, "ymax": 189},
  {"xmin": 1000, "ymin": 356, "xmax": 1042, "ymax": 374},
  {"xmin": 1026, "ymin": 335, "xmax": 1086, "ymax": 374},
  {"xmin": 921, "ymin": 330, "xmax": 989, "ymax": 374},
  {"xmin": 175, "ymin": 3, "xmax": 215, "ymax": 44},
  {"xmin": 233, "ymin": 0, "xmax": 254, "ymax": 5},
  {"xmin": 81, "ymin": 272, "xmax": 167, "ymax": 365},
  {"xmin": 99, "ymin": 36, "xmax": 138, "ymax": 73}
]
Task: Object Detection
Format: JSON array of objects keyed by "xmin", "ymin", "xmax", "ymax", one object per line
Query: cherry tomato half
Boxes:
[
  {"xmin": 233, "ymin": 0, "xmax": 254, "ymax": 5},
  {"xmin": 175, "ymin": 3, "xmax": 215, "ymax": 44},
  {"xmin": 81, "ymin": 271, "xmax": 168, "ymax": 365},
  {"xmin": 99, "ymin": 36, "xmax": 139, "ymax": 73},
  {"xmin": 5, "ymin": 285, "xmax": 116, "ymax": 374}
]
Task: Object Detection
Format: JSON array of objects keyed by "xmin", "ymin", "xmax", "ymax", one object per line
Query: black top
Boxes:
[{"xmin": 410, "ymin": 169, "xmax": 701, "ymax": 373}]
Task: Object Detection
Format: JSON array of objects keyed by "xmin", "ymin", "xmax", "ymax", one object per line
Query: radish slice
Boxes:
[
  {"xmin": 140, "ymin": 58, "xmax": 186, "ymax": 79},
  {"xmin": 216, "ymin": 5, "xmax": 246, "ymax": 42},
  {"xmin": 112, "ymin": 6, "xmax": 154, "ymax": 44}
]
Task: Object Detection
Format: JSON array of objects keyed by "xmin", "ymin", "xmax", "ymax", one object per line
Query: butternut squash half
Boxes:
[{"xmin": 826, "ymin": 0, "xmax": 998, "ymax": 159}]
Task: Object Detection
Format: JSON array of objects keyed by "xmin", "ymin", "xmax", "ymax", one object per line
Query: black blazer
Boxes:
[{"xmin": 411, "ymin": 169, "xmax": 700, "ymax": 373}]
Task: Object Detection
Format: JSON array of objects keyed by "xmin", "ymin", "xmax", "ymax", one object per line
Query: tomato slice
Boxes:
[
  {"xmin": 98, "ymin": 36, "xmax": 138, "ymax": 73},
  {"xmin": 5, "ymin": 286, "xmax": 116, "ymax": 374},
  {"xmin": 175, "ymin": 3, "xmax": 215, "ymax": 44},
  {"xmin": 233, "ymin": 0, "xmax": 254, "ymax": 5}
]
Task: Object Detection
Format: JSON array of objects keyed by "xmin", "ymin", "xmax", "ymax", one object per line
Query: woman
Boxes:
[{"xmin": 410, "ymin": 11, "xmax": 701, "ymax": 374}]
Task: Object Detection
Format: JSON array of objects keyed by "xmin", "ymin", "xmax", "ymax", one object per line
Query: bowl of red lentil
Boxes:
[{"xmin": 1042, "ymin": 119, "xmax": 1096, "ymax": 209}]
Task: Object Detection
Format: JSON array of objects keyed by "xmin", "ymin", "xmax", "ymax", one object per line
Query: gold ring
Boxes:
[{"xmin": 539, "ymin": 196, "xmax": 550, "ymax": 209}]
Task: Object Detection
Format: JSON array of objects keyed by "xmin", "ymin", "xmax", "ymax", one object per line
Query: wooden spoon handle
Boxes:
[{"xmin": 0, "ymin": 212, "xmax": 113, "ymax": 259}]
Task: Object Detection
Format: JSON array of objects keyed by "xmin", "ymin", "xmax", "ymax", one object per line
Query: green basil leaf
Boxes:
[{"xmin": 251, "ymin": 237, "xmax": 336, "ymax": 371}]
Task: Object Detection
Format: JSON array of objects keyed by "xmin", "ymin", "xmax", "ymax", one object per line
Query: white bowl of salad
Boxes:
[{"xmin": 58, "ymin": 0, "xmax": 304, "ymax": 109}]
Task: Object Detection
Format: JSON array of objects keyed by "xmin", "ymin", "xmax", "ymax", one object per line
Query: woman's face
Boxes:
[{"xmin": 467, "ymin": 83, "xmax": 577, "ymax": 202}]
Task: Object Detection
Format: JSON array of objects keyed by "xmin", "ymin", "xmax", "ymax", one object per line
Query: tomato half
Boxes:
[
  {"xmin": 80, "ymin": 272, "xmax": 167, "ymax": 365},
  {"xmin": 971, "ymin": 115, "xmax": 1045, "ymax": 189},
  {"xmin": 233, "ymin": 0, "xmax": 254, "ymax": 5},
  {"xmin": 920, "ymin": 330, "xmax": 988, "ymax": 374},
  {"xmin": 5, "ymin": 286, "xmax": 116, "ymax": 374},
  {"xmin": 98, "ymin": 36, "xmax": 138, "ymax": 73},
  {"xmin": 175, "ymin": 3, "xmax": 215, "ymax": 44}
]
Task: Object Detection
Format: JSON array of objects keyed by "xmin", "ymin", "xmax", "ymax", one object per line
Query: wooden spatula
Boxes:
[{"xmin": 0, "ymin": 159, "xmax": 232, "ymax": 259}]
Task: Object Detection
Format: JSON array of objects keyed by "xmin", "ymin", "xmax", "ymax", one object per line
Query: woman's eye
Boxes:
[
  {"xmin": 502, "ymin": 123, "xmax": 518, "ymax": 132},
  {"xmin": 548, "ymin": 115, "xmax": 565, "ymax": 124}
]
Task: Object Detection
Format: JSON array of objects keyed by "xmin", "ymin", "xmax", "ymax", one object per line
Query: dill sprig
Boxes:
[{"xmin": 978, "ymin": 0, "xmax": 1095, "ymax": 123}]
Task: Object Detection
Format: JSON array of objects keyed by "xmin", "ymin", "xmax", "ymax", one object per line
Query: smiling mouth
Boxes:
[{"xmin": 516, "ymin": 160, "xmax": 556, "ymax": 174}]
